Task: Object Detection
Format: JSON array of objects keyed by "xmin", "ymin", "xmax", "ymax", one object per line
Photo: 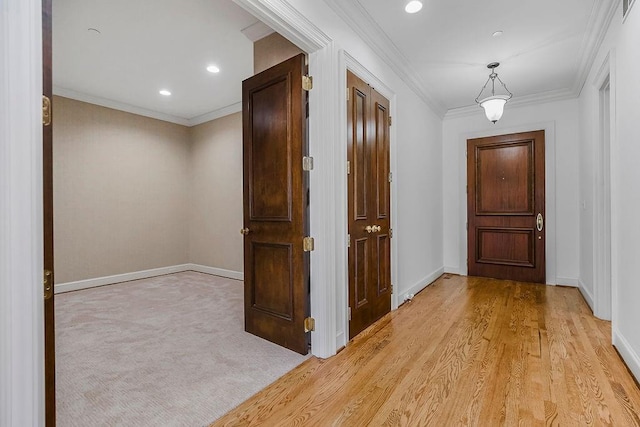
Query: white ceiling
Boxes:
[
  {"xmin": 53, "ymin": 0, "xmax": 257, "ymax": 124},
  {"xmin": 54, "ymin": 0, "xmax": 617, "ymax": 124}
]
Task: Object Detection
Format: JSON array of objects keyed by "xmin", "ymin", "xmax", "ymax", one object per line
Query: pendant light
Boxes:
[{"xmin": 475, "ymin": 62, "xmax": 513, "ymax": 123}]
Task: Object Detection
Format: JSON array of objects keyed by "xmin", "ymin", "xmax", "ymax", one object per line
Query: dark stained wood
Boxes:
[
  {"xmin": 242, "ymin": 53, "xmax": 309, "ymax": 355},
  {"xmin": 43, "ymin": 0, "xmax": 56, "ymax": 424},
  {"xmin": 467, "ymin": 131, "xmax": 546, "ymax": 283},
  {"xmin": 212, "ymin": 275, "xmax": 640, "ymax": 426},
  {"xmin": 347, "ymin": 71, "xmax": 391, "ymax": 339}
]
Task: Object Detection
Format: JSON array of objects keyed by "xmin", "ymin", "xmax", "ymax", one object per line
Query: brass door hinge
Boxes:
[
  {"xmin": 43, "ymin": 269, "xmax": 53, "ymax": 300},
  {"xmin": 347, "ymin": 161, "xmax": 351, "ymax": 175},
  {"xmin": 303, "ymin": 156, "xmax": 314, "ymax": 171},
  {"xmin": 302, "ymin": 75, "xmax": 313, "ymax": 91},
  {"xmin": 390, "ymin": 284, "xmax": 394, "ymax": 293},
  {"xmin": 42, "ymin": 95, "xmax": 51, "ymax": 126},
  {"xmin": 348, "ymin": 307, "xmax": 352, "ymax": 321},
  {"xmin": 388, "ymin": 172, "xmax": 393, "ymax": 183},
  {"xmin": 303, "ymin": 236, "xmax": 315, "ymax": 252},
  {"xmin": 304, "ymin": 317, "xmax": 315, "ymax": 332},
  {"xmin": 346, "ymin": 87, "xmax": 350, "ymax": 102},
  {"xmin": 389, "ymin": 116, "xmax": 392, "ymax": 126},
  {"xmin": 347, "ymin": 234, "xmax": 351, "ymax": 248},
  {"xmin": 390, "ymin": 228, "xmax": 393, "ymax": 238}
]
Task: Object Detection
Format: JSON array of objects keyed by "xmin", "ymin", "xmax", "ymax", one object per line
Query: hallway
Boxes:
[{"xmin": 214, "ymin": 275, "xmax": 640, "ymax": 426}]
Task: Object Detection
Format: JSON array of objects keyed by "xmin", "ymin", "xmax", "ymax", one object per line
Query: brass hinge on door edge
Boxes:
[
  {"xmin": 302, "ymin": 75, "xmax": 313, "ymax": 91},
  {"xmin": 303, "ymin": 236, "xmax": 315, "ymax": 252},
  {"xmin": 44, "ymin": 270, "xmax": 53, "ymax": 300},
  {"xmin": 42, "ymin": 96, "xmax": 51, "ymax": 126},
  {"xmin": 389, "ymin": 116, "xmax": 392, "ymax": 126},
  {"xmin": 304, "ymin": 317, "xmax": 315, "ymax": 332},
  {"xmin": 303, "ymin": 156, "xmax": 314, "ymax": 171}
]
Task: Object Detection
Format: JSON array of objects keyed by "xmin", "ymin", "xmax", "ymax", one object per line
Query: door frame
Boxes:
[
  {"xmin": 456, "ymin": 122, "xmax": 558, "ymax": 285},
  {"xmin": 0, "ymin": 0, "xmax": 46, "ymax": 424},
  {"xmin": 592, "ymin": 50, "xmax": 617, "ymax": 322}
]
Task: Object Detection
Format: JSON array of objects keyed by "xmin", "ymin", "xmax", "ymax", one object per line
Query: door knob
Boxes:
[
  {"xmin": 536, "ymin": 213, "xmax": 544, "ymax": 232},
  {"xmin": 240, "ymin": 228, "xmax": 250, "ymax": 235},
  {"xmin": 373, "ymin": 225, "xmax": 382, "ymax": 232},
  {"xmin": 365, "ymin": 225, "xmax": 374, "ymax": 233}
]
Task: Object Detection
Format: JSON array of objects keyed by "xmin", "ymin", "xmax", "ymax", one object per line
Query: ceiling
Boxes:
[
  {"xmin": 54, "ymin": 0, "xmax": 617, "ymax": 124},
  {"xmin": 53, "ymin": 0, "xmax": 257, "ymax": 124}
]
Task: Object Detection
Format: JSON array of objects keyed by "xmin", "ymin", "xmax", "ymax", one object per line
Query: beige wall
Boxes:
[
  {"xmin": 254, "ymin": 32, "xmax": 304, "ymax": 74},
  {"xmin": 189, "ymin": 113, "xmax": 244, "ymax": 272},
  {"xmin": 53, "ymin": 96, "xmax": 191, "ymax": 283}
]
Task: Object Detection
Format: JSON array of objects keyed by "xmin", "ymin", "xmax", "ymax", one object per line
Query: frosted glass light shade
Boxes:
[{"xmin": 479, "ymin": 96, "xmax": 509, "ymax": 123}]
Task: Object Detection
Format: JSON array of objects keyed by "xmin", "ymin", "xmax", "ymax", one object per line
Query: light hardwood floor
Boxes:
[{"xmin": 212, "ymin": 275, "xmax": 640, "ymax": 426}]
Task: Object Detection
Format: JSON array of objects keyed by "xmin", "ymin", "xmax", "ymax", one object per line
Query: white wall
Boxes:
[
  {"xmin": 578, "ymin": 2, "xmax": 640, "ymax": 380},
  {"xmin": 443, "ymin": 98, "xmax": 581, "ymax": 285}
]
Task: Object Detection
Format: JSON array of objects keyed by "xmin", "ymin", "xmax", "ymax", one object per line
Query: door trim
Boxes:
[
  {"xmin": 455, "ymin": 122, "xmax": 557, "ymax": 285},
  {"xmin": 0, "ymin": 0, "xmax": 46, "ymax": 424}
]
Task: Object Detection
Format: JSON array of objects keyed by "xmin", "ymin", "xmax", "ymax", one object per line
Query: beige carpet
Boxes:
[{"xmin": 55, "ymin": 271, "xmax": 309, "ymax": 426}]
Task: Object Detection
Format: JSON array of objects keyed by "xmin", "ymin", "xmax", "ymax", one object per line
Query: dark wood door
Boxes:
[
  {"xmin": 467, "ymin": 130, "xmax": 545, "ymax": 283},
  {"xmin": 241, "ymin": 53, "xmax": 310, "ymax": 355},
  {"xmin": 347, "ymin": 71, "xmax": 391, "ymax": 340},
  {"xmin": 43, "ymin": 0, "xmax": 56, "ymax": 424}
]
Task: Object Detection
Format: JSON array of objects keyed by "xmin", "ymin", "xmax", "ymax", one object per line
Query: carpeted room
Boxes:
[{"xmin": 52, "ymin": 1, "xmax": 308, "ymax": 424}]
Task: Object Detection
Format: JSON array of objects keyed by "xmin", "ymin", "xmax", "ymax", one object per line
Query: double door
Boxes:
[{"xmin": 347, "ymin": 71, "xmax": 391, "ymax": 340}]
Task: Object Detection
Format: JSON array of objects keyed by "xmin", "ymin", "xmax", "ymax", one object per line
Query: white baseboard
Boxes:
[
  {"xmin": 444, "ymin": 266, "xmax": 462, "ymax": 275},
  {"xmin": 578, "ymin": 279, "xmax": 595, "ymax": 311},
  {"xmin": 401, "ymin": 267, "xmax": 445, "ymax": 301},
  {"xmin": 612, "ymin": 327, "xmax": 640, "ymax": 383},
  {"xmin": 187, "ymin": 264, "xmax": 244, "ymax": 281},
  {"xmin": 556, "ymin": 277, "xmax": 579, "ymax": 286},
  {"xmin": 55, "ymin": 263, "xmax": 244, "ymax": 294}
]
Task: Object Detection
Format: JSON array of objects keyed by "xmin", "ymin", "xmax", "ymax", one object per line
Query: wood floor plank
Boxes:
[{"xmin": 211, "ymin": 276, "xmax": 640, "ymax": 426}]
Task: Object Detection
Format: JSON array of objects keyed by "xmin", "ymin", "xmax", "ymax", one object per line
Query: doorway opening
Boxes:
[{"xmin": 48, "ymin": 4, "xmax": 310, "ymax": 424}]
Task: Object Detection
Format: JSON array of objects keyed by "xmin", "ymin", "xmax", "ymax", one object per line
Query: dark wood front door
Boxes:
[
  {"xmin": 467, "ymin": 130, "xmax": 545, "ymax": 283},
  {"xmin": 241, "ymin": 53, "xmax": 310, "ymax": 355},
  {"xmin": 347, "ymin": 71, "xmax": 391, "ymax": 340},
  {"xmin": 43, "ymin": 0, "xmax": 56, "ymax": 424}
]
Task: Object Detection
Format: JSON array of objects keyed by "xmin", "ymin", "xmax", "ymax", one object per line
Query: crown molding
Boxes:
[
  {"xmin": 444, "ymin": 88, "xmax": 577, "ymax": 121},
  {"xmin": 53, "ymin": 86, "xmax": 242, "ymax": 127},
  {"xmin": 188, "ymin": 102, "xmax": 242, "ymax": 126},
  {"xmin": 53, "ymin": 86, "xmax": 191, "ymax": 126},
  {"xmin": 572, "ymin": 0, "xmax": 619, "ymax": 96},
  {"xmin": 323, "ymin": 0, "xmax": 447, "ymax": 118},
  {"xmin": 241, "ymin": 20, "xmax": 275, "ymax": 42},
  {"xmin": 233, "ymin": 0, "xmax": 330, "ymax": 52}
]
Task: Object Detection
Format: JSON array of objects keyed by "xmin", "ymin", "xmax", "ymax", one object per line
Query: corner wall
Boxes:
[{"xmin": 53, "ymin": 96, "xmax": 191, "ymax": 283}]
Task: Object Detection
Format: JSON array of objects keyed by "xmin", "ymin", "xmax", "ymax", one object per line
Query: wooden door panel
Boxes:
[
  {"xmin": 375, "ymin": 234, "xmax": 390, "ymax": 295},
  {"xmin": 242, "ymin": 53, "xmax": 309, "ymax": 355},
  {"xmin": 477, "ymin": 228, "xmax": 535, "ymax": 266},
  {"xmin": 468, "ymin": 131, "xmax": 545, "ymax": 284},
  {"xmin": 250, "ymin": 242, "xmax": 293, "ymax": 319},
  {"xmin": 354, "ymin": 238, "xmax": 369, "ymax": 307},
  {"xmin": 248, "ymin": 77, "xmax": 292, "ymax": 221},
  {"xmin": 374, "ymin": 100, "xmax": 390, "ymax": 220},
  {"xmin": 353, "ymin": 87, "xmax": 368, "ymax": 221},
  {"xmin": 476, "ymin": 142, "xmax": 534, "ymax": 214},
  {"xmin": 347, "ymin": 71, "xmax": 391, "ymax": 340}
]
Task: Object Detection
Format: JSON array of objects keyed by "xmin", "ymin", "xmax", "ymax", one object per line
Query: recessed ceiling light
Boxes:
[
  {"xmin": 405, "ymin": 1, "xmax": 423, "ymax": 13},
  {"xmin": 492, "ymin": 30, "xmax": 504, "ymax": 37},
  {"xmin": 206, "ymin": 65, "xmax": 220, "ymax": 73},
  {"xmin": 159, "ymin": 89, "xmax": 171, "ymax": 96}
]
